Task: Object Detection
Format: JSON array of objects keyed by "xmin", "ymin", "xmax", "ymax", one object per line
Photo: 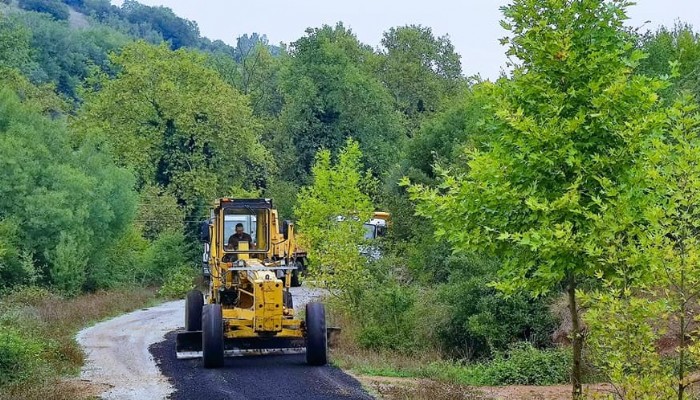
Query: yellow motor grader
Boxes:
[{"xmin": 175, "ymin": 198, "xmax": 327, "ymax": 368}]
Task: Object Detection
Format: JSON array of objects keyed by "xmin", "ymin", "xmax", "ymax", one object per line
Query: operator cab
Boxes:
[
  {"xmin": 363, "ymin": 218, "xmax": 388, "ymax": 240},
  {"xmin": 218, "ymin": 198, "xmax": 272, "ymax": 257}
]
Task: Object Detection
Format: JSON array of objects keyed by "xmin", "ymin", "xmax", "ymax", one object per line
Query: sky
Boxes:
[{"xmin": 112, "ymin": 1, "xmax": 700, "ymax": 80}]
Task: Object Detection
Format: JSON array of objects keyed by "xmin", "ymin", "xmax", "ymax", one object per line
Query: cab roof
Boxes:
[{"xmin": 216, "ymin": 198, "xmax": 273, "ymax": 209}]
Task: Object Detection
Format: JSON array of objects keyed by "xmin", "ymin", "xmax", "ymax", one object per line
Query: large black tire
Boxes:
[
  {"xmin": 185, "ymin": 290, "xmax": 203, "ymax": 331},
  {"xmin": 305, "ymin": 302, "xmax": 327, "ymax": 366},
  {"xmin": 291, "ymin": 270, "xmax": 301, "ymax": 287},
  {"xmin": 202, "ymin": 304, "xmax": 224, "ymax": 368}
]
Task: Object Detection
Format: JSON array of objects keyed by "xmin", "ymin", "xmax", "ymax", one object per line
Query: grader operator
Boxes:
[{"xmin": 175, "ymin": 198, "xmax": 327, "ymax": 368}]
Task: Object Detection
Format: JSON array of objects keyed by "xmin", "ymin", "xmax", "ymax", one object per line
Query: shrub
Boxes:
[
  {"xmin": 49, "ymin": 234, "xmax": 87, "ymax": 297},
  {"xmin": 140, "ymin": 229, "xmax": 191, "ymax": 285},
  {"xmin": 344, "ymin": 249, "xmax": 557, "ymax": 359},
  {"xmin": 158, "ymin": 265, "xmax": 197, "ymax": 299},
  {"xmin": 355, "ymin": 283, "xmax": 419, "ymax": 351},
  {"xmin": 471, "ymin": 342, "xmax": 571, "ymax": 385},
  {"xmin": 0, "ymin": 285, "xmax": 55, "ymax": 310},
  {"xmin": 435, "ymin": 253, "xmax": 557, "ymax": 359},
  {"xmin": 0, "ymin": 328, "xmax": 42, "ymax": 386}
]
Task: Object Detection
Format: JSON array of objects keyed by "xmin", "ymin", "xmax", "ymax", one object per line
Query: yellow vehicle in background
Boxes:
[
  {"xmin": 363, "ymin": 211, "xmax": 391, "ymax": 240},
  {"xmin": 360, "ymin": 211, "xmax": 391, "ymax": 259},
  {"xmin": 176, "ymin": 198, "xmax": 327, "ymax": 368}
]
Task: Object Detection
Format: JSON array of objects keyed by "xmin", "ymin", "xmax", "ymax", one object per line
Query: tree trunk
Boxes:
[
  {"xmin": 678, "ymin": 267, "xmax": 686, "ymax": 400},
  {"xmin": 568, "ymin": 272, "xmax": 583, "ymax": 399}
]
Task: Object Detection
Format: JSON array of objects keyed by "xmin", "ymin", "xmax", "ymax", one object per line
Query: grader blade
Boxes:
[{"xmin": 175, "ymin": 331, "xmax": 202, "ymax": 359}]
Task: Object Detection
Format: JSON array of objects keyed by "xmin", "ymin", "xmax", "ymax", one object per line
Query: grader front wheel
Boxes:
[
  {"xmin": 202, "ymin": 304, "xmax": 224, "ymax": 368},
  {"xmin": 305, "ymin": 302, "xmax": 328, "ymax": 366}
]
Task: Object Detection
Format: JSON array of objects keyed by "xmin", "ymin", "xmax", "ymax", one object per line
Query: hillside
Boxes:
[{"xmin": 0, "ymin": 0, "xmax": 276, "ymax": 100}]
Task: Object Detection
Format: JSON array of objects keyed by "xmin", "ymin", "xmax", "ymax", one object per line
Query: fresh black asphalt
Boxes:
[{"xmin": 150, "ymin": 331, "xmax": 374, "ymax": 400}]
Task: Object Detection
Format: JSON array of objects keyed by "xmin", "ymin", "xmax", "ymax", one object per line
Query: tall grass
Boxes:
[{"xmin": 0, "ymin": 286, "xmax": 156, "ymax": 400}]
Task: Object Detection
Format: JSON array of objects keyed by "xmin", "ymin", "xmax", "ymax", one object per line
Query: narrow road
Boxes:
[
  {"xmin": 77, "ymin": 300, "xmax": 181, "ymax": 399},
  {"xmin": 77, "ymin": 287, "xmax": 373, "ymax": 400}
]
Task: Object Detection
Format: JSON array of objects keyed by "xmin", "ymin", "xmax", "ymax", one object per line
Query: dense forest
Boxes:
[{"xmin": 4, "ymin": 0, "xmax": 700, "ymax": 398}]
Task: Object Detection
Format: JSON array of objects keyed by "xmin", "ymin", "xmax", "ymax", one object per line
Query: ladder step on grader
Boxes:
[{"xmin": 175, "ymin": 198, "xmax": 329, "ymax": 367}]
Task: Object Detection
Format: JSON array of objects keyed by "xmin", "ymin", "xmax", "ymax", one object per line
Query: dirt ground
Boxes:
[{"xmin": 355, "ymin": 374, "xmax": 613, "ymax": 400}]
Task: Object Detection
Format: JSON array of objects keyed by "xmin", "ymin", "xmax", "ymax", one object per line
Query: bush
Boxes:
[
  {"xmin": 344, "ymin": 249, "xmax": 557, "ymax": 359},
  {"xmin": 140, "ymin": 229, "xmax": 191, "ymax": 285},
  {"xmin": 0, "ymin": 328, "xmax": 42, "ymax": 386},
  {"xmin": 355, "ymin": 283, "xmax": 419, "ymax": 351},
  {"xmin": 0, "ymin": 287, "xmax": 155, "ymax": 398},
  {"xmin": 0, "ymin": 285, "xmax": 55, "ymax": 309},
  {"xmin": 435, "ymin": 254, "xmax": 557, "ymax": 359},
  {"xmin": 464, "ymin": 342, "xmax": 571, "ymax": 385},
  {"xmin": 18, "ymin": 0, "xmax": 70, "ymax": 20},
  {"xmin": 158, "ymin": 265, "xmax": 196, "ymax": 299},
  {"xmin": 49, "ymin": 233, "xmax": 87, "ymax": 296}
]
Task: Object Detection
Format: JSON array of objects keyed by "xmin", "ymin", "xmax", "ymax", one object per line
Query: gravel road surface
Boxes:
[
  {"xmin": 77, "ymin": 300, "xmax": 182, "ymax": 399},
  {"xmin": 77, "ymin": 286, "xmax": 372, "ymax": 400}
]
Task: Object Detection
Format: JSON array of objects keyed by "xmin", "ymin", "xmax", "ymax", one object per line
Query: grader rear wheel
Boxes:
[
  {"xmin": 185, "ymin": 290, "xmax": 203, "ymax": 331},
  {"xmin": 202, "ymin": 304, "xmax": 224, "ymax": 368},
  {"xmin": 291, "ymin": 260, "xmax": 304, "ymax": 287},
  {"xmin": 305, "ymin": 302, "xmax": 327, "ymax": 366}
]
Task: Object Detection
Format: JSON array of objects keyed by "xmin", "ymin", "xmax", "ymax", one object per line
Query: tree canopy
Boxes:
[
  {"xmin": 74, "ymin": 41, "xmax": 274, "ymax": 210},
  {"xmin": 279, "ymin": 23, "xmax": 405, "ymax": 179},
  {"xmin": 0, "ymin": 88, "xmax": 136, "ymax": 293}
]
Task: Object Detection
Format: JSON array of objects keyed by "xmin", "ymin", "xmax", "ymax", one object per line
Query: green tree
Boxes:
[
  {"xmin": 120, "ymin": 0, "xmax": 199, "ymax": 49},
  {"xmin": 406, "ymin": 83, "xmax": 490, "ymax": 178},
  {"xmin": 295, "ymin": 139, "xmax": 373, "ymax": 306},
  {"xmin": 0, "ymin": 66, "xmax": 68, "ymax": 115},
  {"xmin": 642, "ymin": 96, "xmax": 700, "ymax": 399},
  {"xmin": 135, "ymin": 184, "xmax": 185, "ymax": 241},
  {"xmin": 0, "ymin": 15, "xmax": 37, "ymax": 75},
  {"xmin": 11, "ymin": 11, "xmax": 131, "ymax": 99},
  {"xmin": 208, "ymin": 42, "xmax": 285, "ymax": 118},
  {"xmin": 0, "ymin": 87, "xmax": 137, "ymax": 290},
  {"xmin": 638, "ymin": 23, "xmax": 700, "ymax": 99},
  {"xmin": 18, "ymin": 0, "xmax": 69, "ymax": 21},
  {"xmin": 378, "ymin": 25, "xmax": 463, "ymax": 124},
  {"xmin": 279, "ymin": 23, "xmax": 404, "ymax": 179},
  {"xmin": 408, "ymin": 1, "xmax": 667, "ymax": 395},
  {"xmin": 238, "ymin": 43, "xmax": 285, "ymax": 118},
  {"xmin": 74, "ymin": 41, "xmax": 274, "ymax": 211}
]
